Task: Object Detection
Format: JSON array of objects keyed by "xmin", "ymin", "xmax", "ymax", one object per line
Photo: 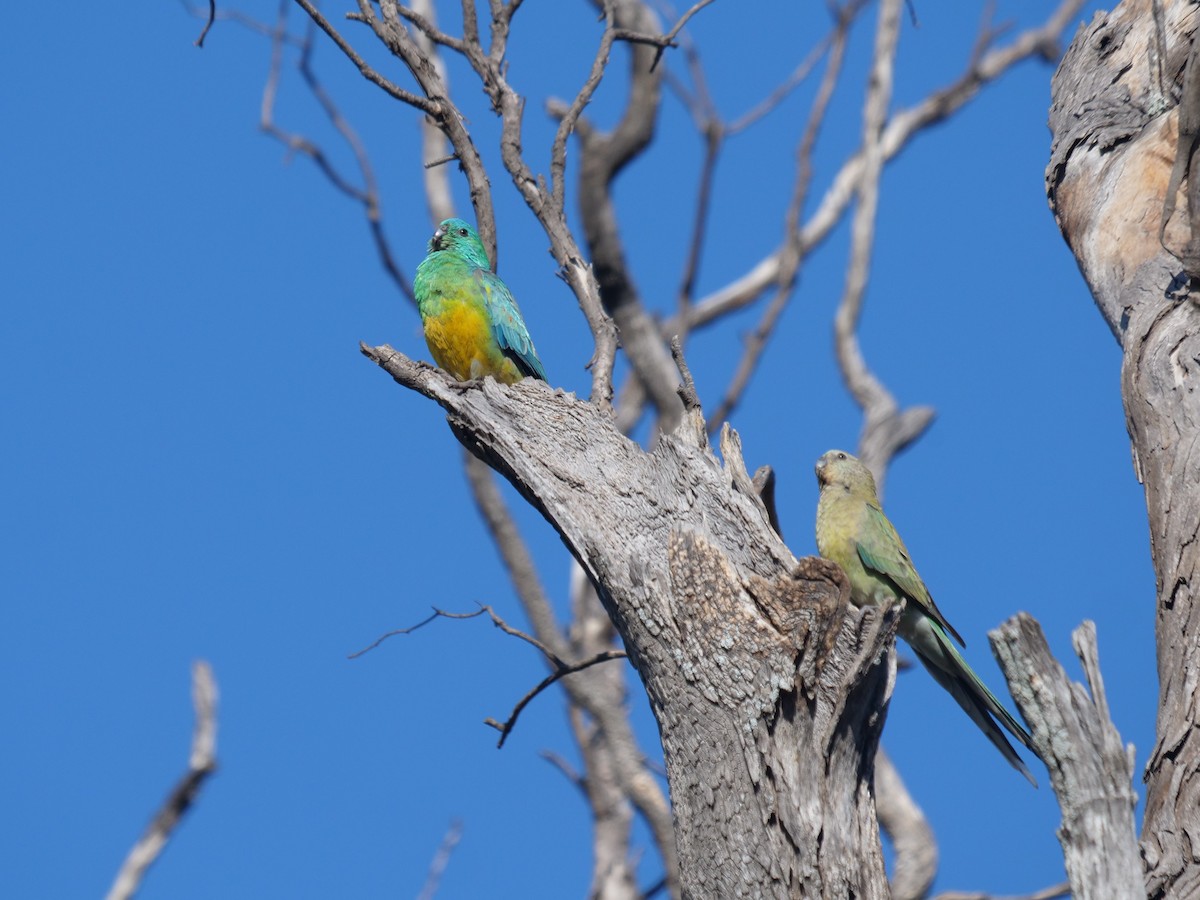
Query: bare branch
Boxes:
[
  {"xmin": 683, "ymin": 0, "xmax": 1089, "ymax": 332},
  {"xmin": 726, "ymin": 12, "xmax": 846, "ymax": 136},
  {"xmin": 194, "ymin": 0, "xmax": 216, "ymax": 46},
  {"xmin": 395, "ymin": 5, "xmax": 467, "ymax": 52},
  {"xmin": 833, "ymin": 0, "xmax": 937, "ymax": 482},
  {"xmin": 540, "ymin": 748, "xmax": 585, "ymax": 790},
  {"xmin": 875, "ymin": 748, "xmax": 937, "ymax": 900},
  {"xmin": 412, "ymin": 0, "xmax": 456, "ymax": 226},
  {"xmin": 260, "ymin": 8, "xmax": 413, "ymax": 301},
  {"xmin": 106, "ymin": 662, "xmax": 219, "ymax": 900},
  {"xmin": 991, "ymin": 616, "xmax": 1142, "ymax": 898},
  {"xmin": 485, "ymin": 649, "xmax": 629, "ymax": 748},
  {"xmin": 570, "ymin": 0, "xmax": 681, "ymax": 424},
  {"xmin": 931, "ymin": 883, "xmax": 1071, "ymax": 900},
  {"xmin": 291, "ymin": 0, "xmax": 435, "ymax": 111},
  {"xmin": 350, "ymin": 603, "xmax": 566, "ymax": 663},
  {"xmin": 670, "ymin": 335, "xmax": 701, "ymax": 414},
  {"xmin": 416, "ymin": 819, "xmax": 464, "ymax": 900},
  {"xmin": 550, "ymin": 3, "xmax": 618, "ymax": 216},
  {"xmin": 613, "ymin": 0, "xmax": 716, "ymax": 71},
  {"xmin": 461, "ymin": 451, "xmax": 567, "ymax": 655}
]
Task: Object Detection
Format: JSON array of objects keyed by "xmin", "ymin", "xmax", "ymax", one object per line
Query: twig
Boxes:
[
  {"xmin": 680, "ymin": 0, "xmax": 1089, "ymax": 333},
  {"xmin": 395, "ymin": 5, "xmax": 467, "ymax": 53},
  {"xmin": 726, "ymin": 20, "xmax": 837, "ymax": 136},
  {"xmin": 194, "ymin": 0, "xmax": 216, "ymax": 47},
  {"xmin": 485, "ymin": 649, "xmax": 628, "ymax": 748},
  {"xmin": 462, "ymin": 451, "xmax": 565, "ymax": 657},
  {"xmin": 614, "ymin": 0, "xmax": 715, "ymax": 71},
  {"xmin": 415, "ymin": 819, "xmax": 464, "ymax": 900},
  {"xmin": 671, "ymin": 38, "xmax": 723, "ymax": 328},
  {"xmin": 291, "ymin": 0, "xmax": 435, "ymax": 111},
  {"xmin": 348, "ymin": 607, "xmax": 458, "ymax": 658},
  {"xmin": 105, "ymin": 662, "xmax": 219, "ymax": 900},
  {"xmin": 540, "ymin": 749, "xmax": 586, "ymax": 789},
  {"xmin": 567, "ymin": 0, "xmax": 678, "ymax": 423},
  {"xmin": 670, "ymin": 336, "xmax": 701, "ymax": 413},
  {"xmin": 349, "ymin": 603, "xmax": 564, "ymax": 662},
  {"xmin": 260, "ymin": 4, "xmax": 413, "ymax": 302},
  {"xmin": 705, "ymin": 1, "xmax": 858, "ymax": 432},
  {"xmin": 834, "ymin": 0, "xmax": 936, "ymax": 482},
  {"xmin": 550, "ymin": 2, "xmax": 618, "ymax": 215}
]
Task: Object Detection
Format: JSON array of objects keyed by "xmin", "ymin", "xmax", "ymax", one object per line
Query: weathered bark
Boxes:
[
  {"xmin": 363, "ymin": 345, "xmax": 897, "ymax": 898},
  {"xmin": 1047, "ymin": 2, "xmax": 1200, "ymax": 896},
  {"xmin": 992, "ymin": 617, "xmax": 1141, "ymax": 899}
]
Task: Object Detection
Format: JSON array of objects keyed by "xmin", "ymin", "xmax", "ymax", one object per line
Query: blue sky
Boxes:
[{"xmin": 2, "ymin": 2, "xmax": 1149, "ymax": 897}]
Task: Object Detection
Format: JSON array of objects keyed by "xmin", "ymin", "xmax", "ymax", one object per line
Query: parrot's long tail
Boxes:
[{"xmin": 907, "ymin": 615, "xmax": 1039, "ymax": 787}]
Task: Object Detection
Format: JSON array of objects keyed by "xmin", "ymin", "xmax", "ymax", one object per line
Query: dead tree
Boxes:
[
  {"xmin": 144, "ymin": 0, "xmax": 1179, "ymax": 897},
  {"xmin": 1047, "ymin": 1, "xmax": 1200, "ymax": 896}
]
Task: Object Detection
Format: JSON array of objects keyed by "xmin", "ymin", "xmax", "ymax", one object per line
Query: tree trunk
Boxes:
[
  {"xmin": 1047, "ymin": 2, "xmax": 1200, "ymax": 896},
  {"xmin": 363, "ymin": 346, "xmax": 896, "ymax": 898}
]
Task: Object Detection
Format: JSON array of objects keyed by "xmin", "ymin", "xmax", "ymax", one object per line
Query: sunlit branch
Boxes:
[
  {"xmin": 682, "ymin": 0, "xmax": 1088, "ymax": 334},
  {"xmin": 105, "ymin": 662, "xmax": 218, "ymax": 900}
]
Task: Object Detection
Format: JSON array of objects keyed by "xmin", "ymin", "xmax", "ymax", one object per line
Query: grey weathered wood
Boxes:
[
  {"xmin": 1047, "ymin": 2, "xmax": 1200, "ymax": 896},
  {"xmin": 992, "ymin": 616, "xmax": 1141, "ymax": 900},
  {"xmin": 363, "ymin": 345, "xmax": 898, "ymax": 898}
]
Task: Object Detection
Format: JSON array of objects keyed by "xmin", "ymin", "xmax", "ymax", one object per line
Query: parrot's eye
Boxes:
[
  {"xmin": 458, "ymin": 227, "xmax": 469, "ymax": 237},
  {"xmin": 837, "ymin": 451, "xmax": 847, "ymax": 460}
]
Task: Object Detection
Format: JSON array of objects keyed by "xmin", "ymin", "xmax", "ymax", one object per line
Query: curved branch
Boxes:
[
  {"xmin": 684, "ymin": 0, "xmax": 1089, "ymax": 332},
  {"xmin": 106, "ymin": 662, "xmax": 219, "ymax": 900}
]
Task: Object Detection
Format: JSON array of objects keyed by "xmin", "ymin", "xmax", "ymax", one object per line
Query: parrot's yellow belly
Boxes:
[
  {"xmin": 422, "ymin": 299, "xmax": 521, "ymax": 384},
  {"xmin": 815, "ymin": 498, "xmax": 893, "ymax": 608}
]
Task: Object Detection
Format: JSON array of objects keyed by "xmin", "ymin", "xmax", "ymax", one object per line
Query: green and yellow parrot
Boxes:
[
  {"xmin": 413, "ymin": 217, "xmax": 547, "ymax": 384},
  {"xmin": 814, "ymin": 449, "xmax": 1037, "ymax": 784}
]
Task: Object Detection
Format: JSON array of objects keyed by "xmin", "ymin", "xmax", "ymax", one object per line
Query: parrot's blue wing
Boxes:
[{"xmin": 479, "ymin": 270, "xmax": 547, "ymax": 381}]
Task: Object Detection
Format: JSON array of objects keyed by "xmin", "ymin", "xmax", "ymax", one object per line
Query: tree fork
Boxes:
[{"xmin": 361, "ymin": 343, "xmax": 897, "ymax": 897}]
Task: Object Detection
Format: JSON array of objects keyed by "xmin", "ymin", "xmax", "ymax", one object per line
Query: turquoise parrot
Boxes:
[
  {"xmin": 814, "ymin": 449, "xmax": 1037, "ymax": 784},
  {"xmin": 413, "ymin": 217, "xmax": 547, "ymax": 384}
]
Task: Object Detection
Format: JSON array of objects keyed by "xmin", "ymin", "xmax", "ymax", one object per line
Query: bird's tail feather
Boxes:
[{"xmin": 911, "ymin": 620, "xmax": 1038, "ymax": 786}]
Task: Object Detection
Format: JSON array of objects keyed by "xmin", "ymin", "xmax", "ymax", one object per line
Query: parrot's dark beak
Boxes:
[
  {"xmin": 815, "ymin": 459, "xmax": 827, "ymax": 485},
  {"xmin": 429, "ymin": 227, "xmax": 446, "ymax": 252}
]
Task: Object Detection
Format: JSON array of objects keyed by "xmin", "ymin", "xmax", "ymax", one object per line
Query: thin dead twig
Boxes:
[
  {"xmin": 349, "ymin": 604, "xmax": 561, "ymax": 662},
  {"xmin": 461, "ymin": 451, "xmax": 565, "ymax": 655},
  {"xmin": 837, "ymin": 0, "xmax": 935, "ymax": 480},
  {"xmin": 681, "ymin": 0, "xmax": 1089, "ymax": 333},
  {"xmin": 260, "ymin": 4, "xmax": 412, "ymax": 301},
  {"xmin": 105, "ymin": 662, "xmax": 219, "ymax": 900},
  {"xmin": 292, "ymin": 0, "xmax": 435, "ymax": 111},
  {"xmin": 705, "ymin": 1, "xmax": 858, "ymax": 432},
  {"xmin": 551, "ymin": 2, "xmax": 619, "ymax": 214},
  {"xmin": 485, "ymin": 649, "xmax": 628, "ymax": 748},
  {"xmin": 612, "ymin": 0, "xmax": 715, "ymax": 71},
  {"xmin": 194, "ymin": 0, "xmax": 216, "ymax": 46}
]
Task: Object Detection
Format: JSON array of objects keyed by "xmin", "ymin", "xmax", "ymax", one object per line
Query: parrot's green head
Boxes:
[
  {"xmin": 815, "ymin": 449, "xmax": 877, "ymax": 499},
  {"xmin": 428, "ymin": 217, "xmax": 491, "ymax": 270}
]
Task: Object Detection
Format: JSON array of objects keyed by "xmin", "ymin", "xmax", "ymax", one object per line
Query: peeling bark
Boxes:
[
  {"xmin": 362, "ymin": 346, "xmax": 897, "ymax": 898},
  {"xmin": 1047, "ymin": 2, "xmax": 1200, "ymax": 896}
]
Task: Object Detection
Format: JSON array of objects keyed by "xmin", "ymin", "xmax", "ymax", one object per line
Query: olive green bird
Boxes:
[
  {"xmin": 413, "ymin": 217, "xmax": 547, "ymax": 384},
  {"xmin": 814, "ymin": 449, "xmax": 1037, "ymax": 785}
]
